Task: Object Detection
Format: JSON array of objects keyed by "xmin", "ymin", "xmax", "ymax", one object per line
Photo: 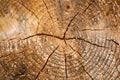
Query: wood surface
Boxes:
[{"xmin": 0, "ymin": 0, "xmax": 120, "ymax": 80}]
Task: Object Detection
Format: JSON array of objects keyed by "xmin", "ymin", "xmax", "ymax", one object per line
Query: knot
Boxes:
[{"xmin": 61, "ymin": 0, "xmax": 73, "ymax": 12}]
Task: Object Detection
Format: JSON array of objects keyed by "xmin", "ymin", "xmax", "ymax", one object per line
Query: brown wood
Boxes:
[{"xmin": 0, "ymin": 0, "xmax": 120, "ymax": 80}]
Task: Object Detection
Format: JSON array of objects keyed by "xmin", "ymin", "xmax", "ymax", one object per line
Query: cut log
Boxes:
[{"xmin": 0, "ymin": 0, "xmax": 120, "ymax": 80}]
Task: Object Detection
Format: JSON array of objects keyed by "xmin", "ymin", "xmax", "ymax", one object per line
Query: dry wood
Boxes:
[{"xmin": 0, "ymin": 0, "xmax": 120, "ymax": 80}]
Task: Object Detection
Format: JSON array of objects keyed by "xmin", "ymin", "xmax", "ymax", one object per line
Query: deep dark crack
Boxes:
[
  {"xmin": 64, "ymin": 53, "xmax": 68, "ymax": 80},
  {"xmin": 0, "ymin": 0, "xmax": 120, "ymax": 80},
  {"xmin": 63, "ymin": 0, "xmax": 95, "ymax": 46},
  {"xmin": 35, "ymin": 46, "xmax": 59, "ymax": 80},
  {"xmin": 107, "ymin": 39, "xmax": 119, "ymax": 45},
  {"xmin": 19, "ymin": 33, "xmax": 107, "ymax": 49}
]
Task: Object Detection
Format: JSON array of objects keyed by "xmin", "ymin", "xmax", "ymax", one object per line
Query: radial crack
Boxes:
[
  {"xmin": 17, "ymin": 1, "xmax": 40, "ymax": 34},
  {"xmin": 42, "ymin": 0, "xmax": 55, "ymax": 27},
  {"xmin": 82, "ymin": 65, "xmax": 94, "ymax": 80},
  {"xmin": 63, "ymin": 11, "xmax": 80, "ymax": 46},
  {"xmin": 63, "ymin": 0, "xmax": 95, "ymax": 45},
  {"xmin": 42, "ymin": 0, "xmax": 52, "ymax": 19},
  {"xmin": 68, "ymin": 44, "xmax": 85, "ymax": 60},
  {"xmin": 64, "ymin": 53, "xmax": 68, "ymax": 80},
  {"xmin": 21, "ymin": 33, "xmax": 108, "ymax": 49},
  {"xmin": 0, "ymin": 50, "xmax": 26, "ymax": 59},
  {"xmin": 21, "ymin": 33, "xmax": 63, "ymax": 40},
  {"xmin": 79, "ymin": 29, "xmax": 105, "ymax": 31},
  {"xmin": 107, "ymin": 39, "xmax": 119, "ymax": 45},
  {"xmin": 67, "ymin": 37, "xmax": 108, "ymax": 48},
  {"xmin": 35, "ymin": 46, "xmax": 59, "ymax": 80},
  {"xmin": 82, "ymin": 0, "xmax": 95, "ymax": 13},
  {"xmin": 3, "ymin": 32, "xmax": 108, "ymax": 49}
]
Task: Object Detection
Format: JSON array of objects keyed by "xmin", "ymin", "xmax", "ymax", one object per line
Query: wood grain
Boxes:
[{"xmin": 0, "ymin": 0, "xmax": 120, "ymax": 80}]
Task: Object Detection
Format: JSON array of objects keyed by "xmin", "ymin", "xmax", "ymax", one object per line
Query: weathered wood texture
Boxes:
[{"xmin": 0, "ymin": 0, "xmax": 120, "ymax": 80}]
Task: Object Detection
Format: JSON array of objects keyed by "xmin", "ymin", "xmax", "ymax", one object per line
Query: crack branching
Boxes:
[
  {"xmin": 63, "ymin": 0, "xmax": 95, "ymax": 46},
  {"xmin": 35, "ymin": 46, "xmax": 59, "ymax": 80},
  {"xmin": 20, "ymin": 33, "xmax": 107, "ymax": 48},
  {"xmin": 63, "ymin": 11, "xmax": 80, "ymax": 46},
  {"xmin": 2, "ymin": 32, "xmax": 107, "ymax": 49}
]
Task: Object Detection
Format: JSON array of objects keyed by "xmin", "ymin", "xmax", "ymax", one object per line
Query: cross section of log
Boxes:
[{"xmin": 0, "ymin": 0, "xmax": 120, "ymax": 80}]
